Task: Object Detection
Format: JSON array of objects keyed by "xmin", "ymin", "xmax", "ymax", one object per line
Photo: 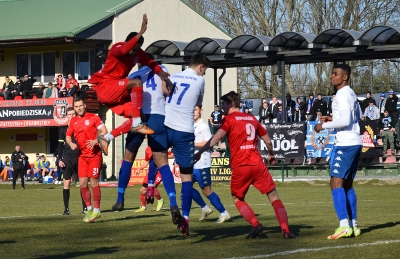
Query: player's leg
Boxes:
[
  {"xmin": 192, "ymin": 169, "xmax": 211, "ymax": 221},
  {"xmin": 79, "ymin": 157, "xmax": 93, "ymax": 222},
  {"xmin": 154, "ymin": 172, "xmax": 164, "ymax": 211},
  {"xmin": 135, "ymin": 185, "xmax": 148, "ymax": 212},
  {"xmin": 62, "ymin": 157, "xmax": 73, "ymax": 215},
  {"xmin": 88, "ymin": 155, "xmax": 102, "ymax": 223}
]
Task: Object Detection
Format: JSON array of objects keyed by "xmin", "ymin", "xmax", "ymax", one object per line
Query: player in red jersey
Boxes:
[
  {"xmin": 66, "ymin": 97, "xmax": 108, "ymax": 223},
  {"xmin": 195, "ymin": 91, "xmax": 296, "ymax": 239},
  {"xmin": 88, "ymin": 14, "xmax": 170, "ymax": 156},
  {"xmin": 134, "ymin": 146, "xmax": 164, "ymax": 213}
]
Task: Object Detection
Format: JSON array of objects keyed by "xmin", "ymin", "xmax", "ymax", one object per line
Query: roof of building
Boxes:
[{"xmin": 0, "ymin": 0, "xmax": 143, "ymax": 41}]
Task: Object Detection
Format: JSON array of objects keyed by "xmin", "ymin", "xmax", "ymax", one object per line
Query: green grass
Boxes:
[{"xmin": 1, "ymin": 180, "xmax": 400, "ymax": 259}]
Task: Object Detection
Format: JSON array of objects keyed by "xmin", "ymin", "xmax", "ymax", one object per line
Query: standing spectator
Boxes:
[
  {"xmin": 259, "ymin": 101, "xmax": 270, "ymax": 124},
  {"xmin": 55, "ymin": 73, "xmax": 66, "ymax": 93},
  {"xmin": 1, "ymin": 76, "xmax": 14, "ymax": 100},
  {"xmin": 362, "ymin": 99, "xmax": 380, "ymax": 121},
  {"xmin": 306, "ymin": 93, "xmax": 315, "ymax": 120},
  {"xmin": 11, "ymin": 145, "xmax": 26, "ymax": 190},
  {"xmin": 276, "ymin": 105, "xmax": 284, "ymax": 122},
  {"xmin": 21, "ymin": 75, "xmax": 34, "ymax": 99},
  {"xmin": 285, "ymin": 93, "xmax": 296, "ymax": 122},
  {"xmin": 379, "ymin": 110, "xmax": 395, "ymax": 156},
  {"xmin": 361, "ymin": 91, "xmax": 376, "ymax": 112},
  {"xmin": 293, "ymin": 104, "xmax": 304, "ymax": 122},
  {"xmin": 378, "ymin": 92, "xmax": 386, "ymax": 118},
  {"xmin": 268, "ymin": 97, "xmax": 279, "ymax": 123},
  {"xmin": 257, "ymin": 98, "xmax": 267, "ymax": 117},
  {"xmin": 66, "ymin": 97, "xmax": 108, "ymax": 223},
  {"xmin": 296, "ymin": 97, "xmax": 306, "ymax": 118},
  {"xmin": 328, "ymin": 93, "xmax": 336, "ymax": 115},
  {"xmin": 239, "ymin": 101, "xmax": 245, "ymax": 112},
  {"xmin": 66, "ymin": 73, "xmax": 80, "ymax": 97},
  {"xmin": 209, "ymin": 105, "xmax": 223, "ymax": 134},
  {"xmin": 43, "ymin": 82, "xmax": 58, "ymax": 98},
  {"xmin": 312, "ymin": 93, "xmax": 328, "ymax": 117},
  {"xmin": 386, "ymin": 89, "xmax": 398, "ymax": 124}
]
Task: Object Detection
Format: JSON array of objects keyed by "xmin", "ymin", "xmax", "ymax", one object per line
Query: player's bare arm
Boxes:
[
  {"xmin": 314, "ymin": 123, "xmax": 323, "ymax": 133},
  {"xmin": 66, "ymin": 136, "xmax": 77, "ymax": 150},
  {"xmin": 162, "ymin": 78, "xmax": 173, "ymax": 96},
  {"xmin": 194, "ymin": 128, "xmax": 227, "ymax": 162},
  {"xmin": 320, "ymin": 115, "xmax": 332, "ymax": 122},
  {"xmin": 260, "ymin": 133, "xmax": 275, "ymax": 165}
]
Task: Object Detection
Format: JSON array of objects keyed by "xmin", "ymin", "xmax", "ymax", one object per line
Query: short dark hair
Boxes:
[
  {"xmin": 125, "ymin": 32, "xmax": 144, "ymax": 45},
  {"xmin": 189, "ymin": 53, "xmax": 211, "ymax": 67},
  {"xmin": 73, "ymin": 97, "xmax": 84, "ymax": 104},
  {"xmin": 333, "ymin": 63, "xmax": 351, "ymax": 79},
  {"xmin": 195, "ymin": 105, "xmax": 202, "ymax": 109},
  {"xmin": 66, "ymin": 107, "xmax": 75, "ymax": 112},
  {"xmin": 221, "ymin": 91, "xmax": 241, "ymax": 108}
]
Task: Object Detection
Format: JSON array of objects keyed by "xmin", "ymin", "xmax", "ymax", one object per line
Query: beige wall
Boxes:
[{"xmin": 107, "ymin": 0, "xmax": 237, "ymax": 174}]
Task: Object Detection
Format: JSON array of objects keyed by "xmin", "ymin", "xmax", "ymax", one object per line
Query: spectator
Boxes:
[
  {"xmin": 386, "ymin": 89, "xmax": 398, "ymax": 123},
  {"xmin": 257, "ymin": 98, "xmax": 267, "ymax": 116},
  {"xmin": 312, "ymin": 93, "xmax": 327, "ymax": 117},
  {"xmin": 276, "ymin": 105, "xmax": 284, "ymax": 122},
  {"xmin": 306, "ymin": 93, "xmax": 315, "ymax": 120},
  {"xmin": 66, "ymin": 73, "xmax": 80, "ymax": 97},
  {"xmin": 258, "ymin": 101, "xmax": 270, "ymax": 124},
  {"xmin": 11, "ymin": 145, "xmax": 26, "ymax": 190},
  {"xmin": 54, "ymin": 73, "xmax": 66, "ymax": 92},
  {"xmin": 21, "ymin": 75, "xmax": 34, "ymax": 99},
  {"xmin": 14, "ymin": 76, "xmax": 23, "ymax": 98},
  {"xmin": 209, "ymin": 105, "xmax": 223, "ymax": 134},
  {"xmin": 239, "ymin": 101, "xmax": 245, "ymax": 112},
  {"xmin": 1, "ymin": 76, "xmax": 14, "ymax": 100},
  {"xmin": 328, "ymin": 93, "xmax": 335, "ymax": 115},
  {"xmin": 378, "ymin": 92, "xmax": 387, "ymax": 119},
  {"xmin": 43, "ymin": 82, "xmax": 58, "ymax": 98},
  {"xmin": 285, "ymin": 93, "xmax": 296, "ymax": 122},
  {"xmin": 362, "ymin": 99, "xmax": 380, "ymax": 121},
  {"xmin": 0, "ymin": 156, "xmax": 13, "ymax": 182},
  {"xmin": 312, "ymin": 108, "xmax": 323, "ymax": 122},
  {"xmin": 361, "ymin": 91, "xmax": 376, "ymax": 112},
  {"xmin": 244, "ymin": 107, "xmax": 252, "ymax": 114},
  {"xmin": 293, "ymin": 104, "xmax": 304, "ymax": 122},
  {"xmin": 39, "ymin": 155, "xmax": 53, "ymax": 179},
  {"xmin": 269, "ymin": 96, "xmax": 279, "ymax": 123},
  {"xmin": 379, "ymin": 110, "xmax": 395, "ymax": 156},
  {"xmin": 33, "ymin": 82, "xmax": 46, "ymax": 98},
  {"xmin": 296, "ymin": 97, "xmax": 306, "ymax": 118},
  {"xmin": 27, "ymin": 153, "xmax": 41, "ymax": 181}
]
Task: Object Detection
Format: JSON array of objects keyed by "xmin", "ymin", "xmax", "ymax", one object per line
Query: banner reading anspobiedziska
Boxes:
[
  {"xmin": 305, "ymin": 121, "xmax": 336, "ymax": 158},
  {"xmin": 0, "ymin": 97, "xmax": 73, "ymax": 128},
  {"xmin": 258, "ymin": 122, "xmax": 306, "ymax": 160}
]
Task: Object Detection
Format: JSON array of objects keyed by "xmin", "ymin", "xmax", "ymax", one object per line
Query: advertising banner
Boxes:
[
  {"xmin": 305, "ymin": 121, "xmax": 336, "ymax": 158},
  {"xmin": 359, "ymin": 119, "xmax": 381, "ymax": 158}
]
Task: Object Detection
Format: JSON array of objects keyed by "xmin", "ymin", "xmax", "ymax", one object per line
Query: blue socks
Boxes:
[
  {"xmin": 159, "ymin": 165, "xmax": 177, "ymax": 208},
  {"xmin": 332, "ymin": 187, "xmax": 348, "ymax": 221},
  {"xmin": 207, "ymin": 192, "xmax": 225, "ymax": 213},
  {"xmin": 147, "ymin": 159, "xmax": 157, "ymax": 185},
  {"xmin": 346, "ymin": 187, "xmax": 357, "ymax": 220},
  {"xmin": 116, "ymin": 160, "xmax": 133, "ymax": 203},
  {"xmin": 181, "ymin": 181, "xmax": 192, "ymax": 218},
  {"xmin": 192, "ymin": 188, "xmax": 206, "ymax": 208}
]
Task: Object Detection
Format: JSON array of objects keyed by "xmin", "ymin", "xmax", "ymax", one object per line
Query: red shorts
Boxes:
[
  {"xmin": 143, "ymin": 171, "xmax": 162, "ymax": 187},
  {"xmin": 230, "ymin": 164, "xmax": 276, "ymax": 200},
  {"xmin": 78, "ymin": 155, "xmax": 103, "ymax": 179},
  {"xmin": 93, "ymin": 79, "xmax": 132, "ymax": 118}
]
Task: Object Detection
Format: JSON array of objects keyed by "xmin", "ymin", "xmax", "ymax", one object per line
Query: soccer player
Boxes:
[
  {"xmin": 157, "ymin": 53, "xmax": 210, "ymax": 236},
  {"xmin": 192, "ymin": 105, "xmax": 230, "ymax": 223},
  {"xmin": 195, "ymin": 91, "xmax": 295, "ymax": 239},
  {"xmin": 110, "ymin": 54, "xmax": 173, "ymax": 212},
  {"xmin": 58, "ymin": 107, "xmax": 87, "ymax": 215},
  {"xmin": 314, "ymin": 63, "xmax": 362, "ymax": 240},
  {"xmin": 88, "ymin": 14, "xmax": 169, "ymax": 155},
  {"xmin": 66, "ymin": 97, "xmax": 108, "ymax": 223},
  {"xmin": 133, "ymin": 146, "xmax": 164, "ymax": 213}
]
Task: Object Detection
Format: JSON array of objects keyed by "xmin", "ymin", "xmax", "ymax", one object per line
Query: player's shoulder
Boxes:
[{"xmin": 112, "ymin": 42, "xmax": 124, "ymax": 49}]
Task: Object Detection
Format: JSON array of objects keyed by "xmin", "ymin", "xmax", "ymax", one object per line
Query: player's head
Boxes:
[
  {"xmin": 73, "ymin": 97, "xmax": 86, "ymax": 117},
  {"xmin": 331, "ymin": 63, "xmax": 351, "ymax": 89},
  {"xmin": 66, "ymin": 107, "xmax": 76, "ymax": 122},
  {"xmin": 194, "ymin": 105, "xmax": 202, "ymax": 121},
  {"xmin": 220, "ymin": 91, "xmax": 241, "ymax": 115},
  {"xmin": 189, "ymin": 53, "xmax": 211, "ymax": 76},
  {"xmin": 125, "ymin": 32, "xmax": 144, "ymax": 55}
]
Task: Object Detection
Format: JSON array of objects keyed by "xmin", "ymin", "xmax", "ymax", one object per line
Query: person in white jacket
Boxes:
[{"xmin": 362, "ymin": 99, "xmax": 380, "ymax": 120}]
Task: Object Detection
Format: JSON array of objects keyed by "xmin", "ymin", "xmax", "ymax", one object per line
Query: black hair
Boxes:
[
  {"xmin": 125, "ymin": 32, "xmax": 144, "ymax": 45},
  {"xmin": 333, "ymin": 63, "xmax": 351, "ymax": 79},
  {"xmin": 189, "ymin": 53, "xmax": 211, "ymax": 67},
  {"xmin": 221, "ymin": 91, "xmax": 241, "ymax": 108}
]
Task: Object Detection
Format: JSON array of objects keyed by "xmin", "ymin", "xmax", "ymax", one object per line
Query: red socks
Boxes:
[
  {"xmin": 130, "ymin": 87, "xmax": 143, "ymax": 118},
  {"xmin": 111, "ymin": 118, "xmax": 132, "ymax": 138},
  {"xmin": 154, "ymin": 188, "xmax": 161, "ymax": 200},
  {"xmin": 92, "ymin": 186, "xmax": 101, "ymax": 209},
  {"xmin": 272, "ymin": 199, "xmax": 290, "ymax": 233},
  {"xmin": 140, "ymin": 192, "xmax": 146, "ymax": 207},
  {"xmin": 235, "ymin": 200, "xmax": 259, "ymax": 227},
  {"xmin": 80, "ymin": 187, "xmax": 92, "ymax": 207}
]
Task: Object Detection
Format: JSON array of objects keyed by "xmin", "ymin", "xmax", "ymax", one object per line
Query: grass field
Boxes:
[{"xmin": 1, "ymin": 179, "xmax": 400, "ymax": 259}]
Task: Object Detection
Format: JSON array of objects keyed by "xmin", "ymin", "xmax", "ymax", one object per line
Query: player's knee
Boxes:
[
  {"xmin": 140, "ymin": 187, "xmax": 147, "ymax": 195},
  {"xmin": 232, "ymin": 195, "xmax": 243, "ymax": 203},
  {"xmin": 202, "ymin": 187, "xmax": 212, "ymax": 196}
]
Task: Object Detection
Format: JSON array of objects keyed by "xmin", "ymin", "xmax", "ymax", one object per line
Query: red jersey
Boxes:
[
  {"xmin": 66, "ymin": 112, "xmax": 104, "ymax": 157},
  {"xmin": 88, "ymin": 41, "xmax": 162, "ymax": 84},
  {"xmin": 66, "ymin": 78, "xmax": 79, "ymax": 90},
  {"xmin": 144, "ymin": 146, "xmax": 153, "ymax": 161},
  {"xmin": 220, "ymin": 112, "xmax": 267, "ymax": 168}
]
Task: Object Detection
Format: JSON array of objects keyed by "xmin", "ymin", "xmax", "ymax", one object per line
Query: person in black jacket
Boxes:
[
  {"xmin": 312, "ymin": 93, "xmax": 328, "ymax": 117},
  {"xmin": 285, "ymin": 93, "xmax": 296, "ymax": 122},
  {"xmin": 11, "ymin": 145, "xmax": 26, "ymax": 190},
  {"xmin": 296, "ymin": 97, "xmax": 306, "ymax": 118},
  {"xmin": 258, "ymin": 101, "xmax": 270, "ymax": 124},
  {"xmin": 328, "ymin": 93, "xmax": 336, "ymax": 115},
  {"xmin": 386, "ymin": 89, "xmax": 398, "ymax": 124},
  {"xmin": 1, "ymin": 76, "xmax": 15, "ymax": 100},
  {"xmin": 58, "ymin": 107, "xmax": 87, "ymax": 215},
  {"xmin": 293, "ymin": 103, "xmax": 305, "ymax": 122},
  {"xmin": 361, "ymin": 91, "xmax": 376, "ymax": 112},
  {"xmin": 21, "ymin": 75, "xmax": 34, "ymax": 99}
]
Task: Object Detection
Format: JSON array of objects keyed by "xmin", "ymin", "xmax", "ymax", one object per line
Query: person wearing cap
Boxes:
[
  {"xmin": 285, "ymin": 93, "xmax": 296, "ymax": 122},
  {"xmin": 378, "ymin": 92, "xmax": 387, "ymax": 119},
  {"xmin": 210, "ymin": 105, "xmax": 223, "ymax": 135},
  {"xmin": 362, "ymin": 99, "xmax": 379, "ymax": 121},
  {"xmin": 306, "ymin": 93, "xmax": 315, "ymax": 121},
  {"xmin": 386, "ymin": 89, "xmax": 398, "ymax": 123},
  {"xmin": 1, "ymin": 76, "xmax": 15, "ymax": 100},
  {"xmin": 293, "ymin": 103, "xmax": 304, "ymax": 122},
  {"xmin": 361, "ymin": 91, "xmax": 376, "ymax": 112},
  {"xmin": 312, "ymin": 93, "xmax": 328, "ymax": 118}
]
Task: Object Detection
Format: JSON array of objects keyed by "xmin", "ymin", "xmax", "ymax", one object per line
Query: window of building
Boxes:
[
  {"xmin": 77, "ymin": 51, "xmax": 90, "ymax": 80},
  {"xmin": 62, "ymin": 51, "xmax": 75, "ymax": 78},
  {"xmin": 16, "ymin": 53, "xmax": 55, "ymax": 83},
  {"xmin": 43, "ymin": 52, "xmax": 55, "ymax": 83}
]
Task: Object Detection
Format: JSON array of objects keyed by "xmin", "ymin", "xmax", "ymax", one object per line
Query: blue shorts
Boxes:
[
  {"xmin": 329, "ymin": 145, "xmax": 362, "ymax": 179},
  {"xmin": 166, "ymin": 127, "xmax": 195, "ymax": 170},
  {"xmin": 193, "ymin": 168, "xmax": 211, "ymax": 188},
  {"xmin": 125, "ymin": 114, "xmax": 168, "ymax": 153}
]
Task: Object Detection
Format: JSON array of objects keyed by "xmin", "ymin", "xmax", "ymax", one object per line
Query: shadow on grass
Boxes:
[
  {"xmin": 0, "ymin": 240, "xmax": 16, "ymax": 244},
  {"xmin": 99, "ymin": 213, "xmax": 168, "ymax": 223},
  {"xmin": 361, "ymin": 221, "xmax": 400, "ymax": 234},
  {"xmin": 33, "ymin": 246, "xmax": 119, "ymax": 259}
]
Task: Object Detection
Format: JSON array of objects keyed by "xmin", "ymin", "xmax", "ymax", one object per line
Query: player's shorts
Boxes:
[
  {"xmin": 193, "ymin": 167, "xmax": 211, "ymax": 188},
  {"xmin": 142, "ymin": 171, "xmax": 162, "ymax": 187},
  {"xmin": 230, "ymin": 164, "xmax": 276, "ymax": 200},
  {"xmin": 78, "ymin": 155, "xmax": 103, "ymax": 179},
  {"xmin": 125, "ymin": 114, "xmax": 168, "ymax": 153},
  {"xmin": 93, "ymin": 78, "xmax": 132, "ymax": 118},
  {"xmin": 62, "ymin": 155, "xmax": 78, "ymax": 180},
  {"xmin": 329, "ymin": 145, "xmax": 362, "ymax": 180},
  {"xmin": 166, "ymin": 127, "xmax": 195, "ymax": 170}
]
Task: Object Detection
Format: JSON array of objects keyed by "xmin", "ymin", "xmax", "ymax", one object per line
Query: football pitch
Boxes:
[{"xmin": 1, "ymin": 179, "xmax": 400, "ymax": 259}]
